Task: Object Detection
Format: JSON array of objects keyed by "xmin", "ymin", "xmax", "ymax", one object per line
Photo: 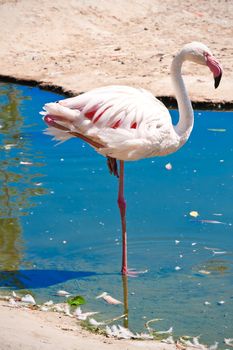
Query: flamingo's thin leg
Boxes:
[
  {"xmin": 117, "ymin": 161, "xmax": 147, "ymax": 277},
  {"xmin": 118, "ymin": 160, "xmax": 127, "ymax": 275}
]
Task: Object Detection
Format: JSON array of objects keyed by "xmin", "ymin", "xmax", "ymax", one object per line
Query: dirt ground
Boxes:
[{"xmin": 0, "ymin": 0, "xmax": 232, "ymax": 105}]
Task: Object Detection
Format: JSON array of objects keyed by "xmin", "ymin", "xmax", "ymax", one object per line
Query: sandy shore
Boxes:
[
  {"xmin": 0, "ymin": 1, "xmax": 232, "ymax": 349},
  {"xmin": 0, "ymin": 0, "xmax": 233, "ymax": 105},
  {"xmin": 0, "ymin": 300, "xmax": 181, "ymax": 350}
]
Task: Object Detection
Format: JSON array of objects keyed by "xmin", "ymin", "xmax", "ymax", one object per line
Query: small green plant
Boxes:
[{"xmin": 66, "ymin": 295, "xmax": 86, "ymax": 306}]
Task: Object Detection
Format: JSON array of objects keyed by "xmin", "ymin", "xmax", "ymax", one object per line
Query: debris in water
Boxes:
[
  {"xmin": 103, "ymin": 294, "xmax": 122, "ymax": 305},
  {"xmin": 198, "ymin": 270, "xmax": 211, "ymax": 275},
  {"xmin": 179, "ymin": 335, "xmax": 207, "ymax": 349},
  {"xmin": 12, "ymin": 291, "xmax": 19, "ymax": 299},
  {"xmin": 207, "ymin": 128, "xmax": 226, "ymax": 132},
  {"xmin": 209, "ymin": 342, "xmax": 219, "ymax": 350},
  {"xmin": 175, "ymin": 266, "xmax": 181, "ymax": 271},
  {"xmin": 56, "ymin": 290, "xmax": 71, "ymax": 297},
  {"xmin": 189, "ymin": 211, "xmax": 199, "ymax": 218},
  {"xmin": 89, "ymin": 318, "xmax": 105, "ymax": 326},
  {"xmin": 156, "ymin": 326, "xmax": 173, "ymax": 335},
  {"xmin": 105, "ymin": 324, "xmax": 153, "ymax": 340},
  {"xmin": 224, "ymin": 338, "xmax": 233, "ymax": 347},
  {"xmin": 20, "ymin": 161, "xmax": 33, "ymax": 165},
  {"xmin": 96, "ymin": 292, "xmax": 109, "ymax": 299},
  {"xmin": 198, "ymin": 219, "xmax": 226, "ymax": 225},
  {"xmin": 162, "ymin": 336, "xmax": 175, "ymax": 344},
  {"xmin": 165, "ymin": 162, "xmax": 172, "ymax": 170},
  {"xmin": 145, "ymin": 318, "xmax": 163, "ymax": 331},
  {"xmin": 96, "ymin": 292, "xmax": 122, "ymax": 305},
  {"xmin": 204, "ymin": 246, "xmax": 221, "ymax": 252},
  {"xmin": 74, "ymin": 307, "xmax": 99, "ymax": 320},
  {"xmin": 213, "ymin": 250, "xmax": 227, "ymax": 255},
  {"xmin": 21, "ymin": 294, "xmax": 36, "ymax": 305},
  {"xmin": 3, "ymin": 143, "xmax": 17, "ymax": 150}
]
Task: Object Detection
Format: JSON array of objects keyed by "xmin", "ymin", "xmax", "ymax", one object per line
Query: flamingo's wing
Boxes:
[
  {"xmin": 42, "ymin": 86, "xmax": 176, "ymax": 160},
  {"xmin": 57, "ymin": 85, "xmax": 170, "ymax": 131}
]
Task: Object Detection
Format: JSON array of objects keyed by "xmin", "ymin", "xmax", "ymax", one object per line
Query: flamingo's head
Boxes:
[{"xmin": 182, "ymin": 42, "xmax": 223, "ymax": 88}]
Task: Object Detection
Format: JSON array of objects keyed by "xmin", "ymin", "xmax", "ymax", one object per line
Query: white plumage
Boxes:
[{"xmin": 43, "ymin": 85, "xmax": 180, "ymax": 160}]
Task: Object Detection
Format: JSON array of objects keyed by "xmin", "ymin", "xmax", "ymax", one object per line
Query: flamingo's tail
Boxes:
[{"xmin": 40, "ymin": 102, "xmax": 80, "ymax": 143}]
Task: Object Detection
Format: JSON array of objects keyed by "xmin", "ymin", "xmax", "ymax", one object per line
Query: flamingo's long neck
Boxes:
[{"xmin": 171, "ymin": 52, "xmax": 194, "ymax": 141}]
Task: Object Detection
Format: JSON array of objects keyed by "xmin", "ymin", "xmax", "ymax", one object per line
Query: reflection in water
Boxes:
[
  {"xmin": 203, "ymin": 259, "xmax": 229, "ymax": 273},
  {"xmin": 0, "ymin": 83, "xmax": 47, "ymax": 288},
  {"xmin": 0, "ymin": 219, "xmax": 22, "ymax": 267},
  {"xmin": 122, "ymin": 275, "xmax": 129, "ymax": 328}
]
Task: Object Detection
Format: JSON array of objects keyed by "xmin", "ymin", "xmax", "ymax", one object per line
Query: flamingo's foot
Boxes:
[{"xmin": 122, "ymin": 268, "xmax": 148, "ymax": 277}]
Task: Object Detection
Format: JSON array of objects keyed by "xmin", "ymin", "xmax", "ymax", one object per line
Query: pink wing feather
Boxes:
[
  {"xmin": 42, "ymin": 85, "xmax": 174, "ymax": 160},
  {"xmin": 54, "ymin": 86, "xmax": 167, "ymax": 130}
]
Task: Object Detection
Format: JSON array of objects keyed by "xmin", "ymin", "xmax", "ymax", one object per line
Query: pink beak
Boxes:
[{"xmin": 205, "ymin": 53, "xmax": 223, "ymax": 89}]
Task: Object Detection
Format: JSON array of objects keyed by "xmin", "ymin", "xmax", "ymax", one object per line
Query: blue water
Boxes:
[{"xmin": 0, "ymin": 82, "xmax": 233, "ymax": 346}]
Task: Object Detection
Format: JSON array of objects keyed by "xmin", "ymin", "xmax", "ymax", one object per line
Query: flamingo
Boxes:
[{"xmin": 41, "ymin": 42, "xmax": 222, "ymax": 276}]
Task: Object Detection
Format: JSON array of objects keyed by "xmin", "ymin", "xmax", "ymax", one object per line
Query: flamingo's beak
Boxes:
[
  {"xmin": 214, "ymin": 71, "xmax": 222, "ymax": 89},
  {"xmin": 205, "ymin": 53, "xmax": 223, "ymax": 89}
]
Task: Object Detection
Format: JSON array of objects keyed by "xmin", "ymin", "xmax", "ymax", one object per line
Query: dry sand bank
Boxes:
[{"xmin": 0, "ymin": 0, "xmax": 232, "ymax": 105}]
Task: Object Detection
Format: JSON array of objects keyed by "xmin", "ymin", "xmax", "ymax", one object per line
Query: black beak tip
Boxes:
[{"xmin": 214, "ymin": 73, "xmax": 222, "ymax": 89}]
